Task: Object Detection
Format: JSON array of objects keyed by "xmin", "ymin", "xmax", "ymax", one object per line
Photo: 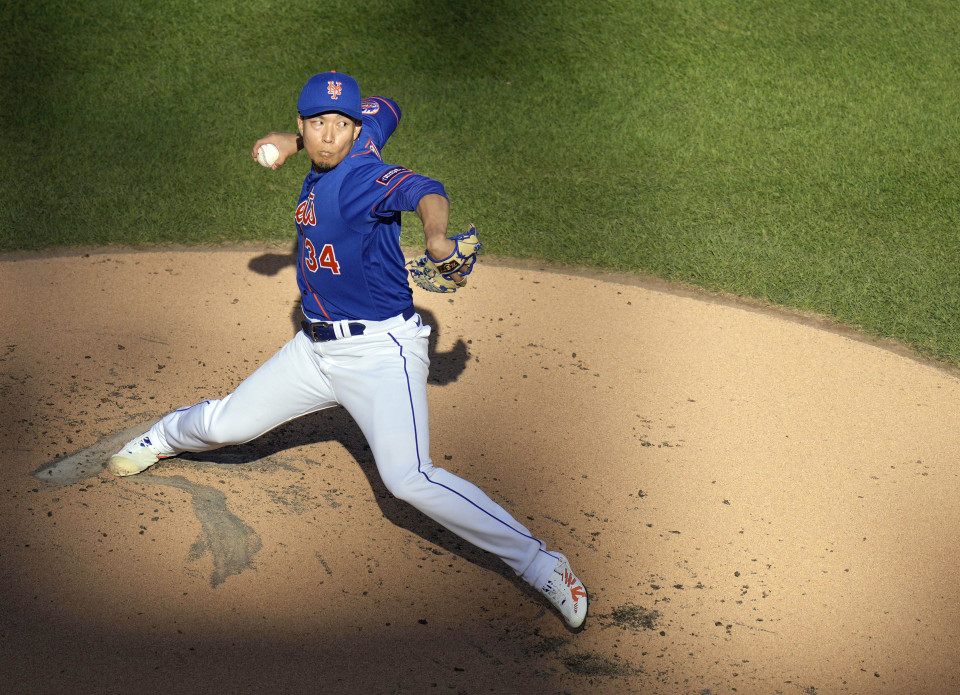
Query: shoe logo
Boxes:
[{"xmin": 564, "ymin": 569, "xmax": 586, "ymax": 605}]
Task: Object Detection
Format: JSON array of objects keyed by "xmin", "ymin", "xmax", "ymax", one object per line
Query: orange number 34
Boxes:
[{"xmin": 304, "ymin": 239, "xmax": 341, "ymax": 275}]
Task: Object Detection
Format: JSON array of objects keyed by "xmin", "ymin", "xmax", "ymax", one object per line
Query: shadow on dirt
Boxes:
[{"xmin": 177, "ymin": 404, "xmax": 515, "ymax": 584}]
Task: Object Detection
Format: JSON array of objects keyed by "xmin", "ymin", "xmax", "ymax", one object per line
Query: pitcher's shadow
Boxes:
[{"xmin": 178, "ymin": 247, "xmax": 510, "ymax": 581}]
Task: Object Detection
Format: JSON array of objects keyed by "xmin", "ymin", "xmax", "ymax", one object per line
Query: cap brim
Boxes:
[{"xmin": 299, "ymin": 108, "xmax": 362, "ymax": 121}]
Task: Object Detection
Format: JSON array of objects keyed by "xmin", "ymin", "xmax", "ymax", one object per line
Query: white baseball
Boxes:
[{"xmin": 257, "ymin": 143, "xmax": 280, "ymax": 168}]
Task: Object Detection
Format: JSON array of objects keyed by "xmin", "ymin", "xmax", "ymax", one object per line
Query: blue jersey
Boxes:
[{"xmin": 294, "ymin": 96, "xmax": 447, "ymax": 322}]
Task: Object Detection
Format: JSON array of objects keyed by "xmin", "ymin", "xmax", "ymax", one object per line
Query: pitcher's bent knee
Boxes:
[{"xmin": 380, "ymin": 467, "xmax": 432, "ymax": 504}]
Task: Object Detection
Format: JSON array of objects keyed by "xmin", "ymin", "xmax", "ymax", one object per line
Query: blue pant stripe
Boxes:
[{"xmin": 388, "ymin": 332, "xmax": 543, "ymax": 545}]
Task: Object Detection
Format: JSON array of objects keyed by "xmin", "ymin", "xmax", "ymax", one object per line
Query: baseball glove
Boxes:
[{"xmin": 407, "ymin": 224, "xmax": 482, "ymax": 293}]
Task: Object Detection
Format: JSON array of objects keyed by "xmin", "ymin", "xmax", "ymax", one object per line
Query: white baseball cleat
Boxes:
[
  {"xmin": 539, "ymin": 554, "xmax": 588, "ymax": 629},
  {"xmin": 107, "ymin": 432, "xmax": 171, "ymax": 477}
]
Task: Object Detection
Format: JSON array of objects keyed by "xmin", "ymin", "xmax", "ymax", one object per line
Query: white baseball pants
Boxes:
[{"xmin": 147, "ymin": 311, "xmax": 561, "ymax": 589}]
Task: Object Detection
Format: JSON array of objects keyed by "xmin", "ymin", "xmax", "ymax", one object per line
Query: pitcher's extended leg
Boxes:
[
  {"xmin": 334, "ymin": 323, "xmax": 560, "ymax": 588},
  {"xmin": 109, "ymin": 333, "xmax": 335, "ymax": 476}
]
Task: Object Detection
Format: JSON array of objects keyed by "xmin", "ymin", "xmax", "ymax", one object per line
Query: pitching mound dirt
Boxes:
[{"xmin": 2, "ymin": 247, "xmax": 959, "ymax": 694}]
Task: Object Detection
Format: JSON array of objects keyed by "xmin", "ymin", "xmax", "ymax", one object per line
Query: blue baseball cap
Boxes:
[{"xmin": 298, "ymin": 71, "xmax": 363, "ymax": 121}]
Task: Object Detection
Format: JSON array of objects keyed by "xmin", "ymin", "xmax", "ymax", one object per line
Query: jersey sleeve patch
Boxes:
[
  {"xmin": 376, "ymin": 166, "xmax": 412, "ymax": 186},
  {"xmin": 361, "ymin": 98, "xmax": 380, "ymax": 115}
]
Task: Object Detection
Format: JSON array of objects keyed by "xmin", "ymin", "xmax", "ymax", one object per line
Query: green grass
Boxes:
[{"xmin": 2, "ymin": 0, "xmax": 960, "ymax": 365}]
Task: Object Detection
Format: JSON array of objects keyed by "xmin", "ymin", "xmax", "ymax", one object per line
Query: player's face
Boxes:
[{"xmin": 298, "ymin": 113, "xmax": 361, "ymax": 172}]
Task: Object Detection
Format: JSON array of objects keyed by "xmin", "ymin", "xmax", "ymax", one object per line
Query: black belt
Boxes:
[
  {"xmin": 301, "ymin": 320, "xmax": 365, "ymax": 342},
  {"xmin": 301, "ymin": 305, "xmax": 415, "ymax": 343}
]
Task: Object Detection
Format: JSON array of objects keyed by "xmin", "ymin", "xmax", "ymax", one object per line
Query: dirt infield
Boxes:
[{"xmin": 2, "ymin": 247, "xmax": 959, "ymax": 694}]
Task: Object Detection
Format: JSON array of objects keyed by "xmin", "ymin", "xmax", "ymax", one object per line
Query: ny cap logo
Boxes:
[{"xmin": 327, "ymin": 81, "xmax": 342, "ymax": 100}]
